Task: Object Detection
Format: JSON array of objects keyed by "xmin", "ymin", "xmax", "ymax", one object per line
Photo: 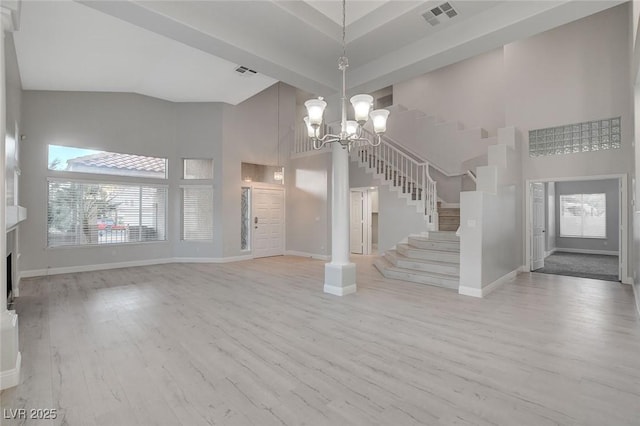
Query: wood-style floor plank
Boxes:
[{"xmin": 1, "ymin": 256, "xmax": 639, "ymax": 425}]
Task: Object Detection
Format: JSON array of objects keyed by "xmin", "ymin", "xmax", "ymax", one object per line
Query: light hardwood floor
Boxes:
[{"xmin": 1, "ymin": 256, "xmax": 639, "ymax": 425}]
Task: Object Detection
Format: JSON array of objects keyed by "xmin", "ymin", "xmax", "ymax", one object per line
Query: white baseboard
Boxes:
[
  {"xmin": 323, "ymin": 284, "xmax": 357, "ymax": 296},
  {"xmin": 621, "ymin": 276, "xmax": 634, "ymax": 285},
  {"xmin": 173, "ymin": 255, "xmax": 253, "ymax": 264},
  {"xmin": 458, "ymin": 286, "xmax": 482, "ymax": 298},
  {"xmin": 459, "ymin": 267, "xmax": 522, "ymax": 298},
  {"xmin": 0, "ymin": 352, "xmax": 21, "ymax": 390},
  {"xmin": 544, "ymin": 248, "xmax": 557, "ymax": 258},
  {"xmin": 20, "ymin": 255, "xmax": 255, "ymax": 279},
  {"xmin": 633, "ymin": 282, "xmax": 640, "ymax": 316},
  {"xmin": 285, "ymin": 250, "xmax": 330, "ymax": 261},
  {"xmin": 554, "ymin": 248, "xmax": 619, "ymax": 256}
]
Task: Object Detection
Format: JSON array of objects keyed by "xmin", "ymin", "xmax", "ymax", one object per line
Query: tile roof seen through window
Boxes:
[{"xmin": 67, "ymin": 152, "xmax": 166, "ymax": 173}]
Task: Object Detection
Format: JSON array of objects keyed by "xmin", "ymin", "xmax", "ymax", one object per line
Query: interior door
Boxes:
[
  {"xmin": 350, "ymin": 191, "xmax": 364, "ymax": 254},
  {"xmin": 531, "ymin": 182, "xmax": 545, "ymax": 270},
  {"xmin": 252, "ymin": 187, "xmax": 285, "ymax": 258}
]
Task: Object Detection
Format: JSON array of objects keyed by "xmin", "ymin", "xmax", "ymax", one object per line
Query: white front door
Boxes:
[
  {"xmin": 531, "ymin": 182, "xmax": 545, "ymax": 270},
  {"xmin": 252, "ymin": 187, "xmax": 285, "ymax": 258},
  {"xmin": 350, "ymin": 191, "xmax": 364, "ymax": 254}
]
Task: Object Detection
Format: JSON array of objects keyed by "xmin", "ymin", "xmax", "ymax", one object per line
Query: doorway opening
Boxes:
[
  {"xmin": 350, "ymin": 187, "xmax": 378, "ymax": 255},
  {"xmin": 527, "ymin": 176, "xmax": 627, "ymax": 283}
]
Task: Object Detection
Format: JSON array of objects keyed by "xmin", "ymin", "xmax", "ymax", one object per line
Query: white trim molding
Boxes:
[
  {"xmin": 285, "ymin": 250, "xmax": 330, "ymax": 261},
  {"xmin": 459, "ymin": 267, "xmax": 521, "ymax": 298},
  {"xmin": 632, "ymin": 282, "xmax": 640, "ymax": 316},
  {"xmin": 20, "ymin": 255, "xmax": 256, "ymax": 278},
  {"xmin": 0, "ymin": 351, "xmax": 20, "ymax": 390},
  {"xmin": 554, "ymin": 248, "xmax": 619, "ymax": 256}
]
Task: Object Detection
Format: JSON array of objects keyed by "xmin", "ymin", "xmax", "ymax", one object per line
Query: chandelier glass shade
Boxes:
[{"xmin": 303, "ymin": 0, "xmax": 389, "ymax": 151}]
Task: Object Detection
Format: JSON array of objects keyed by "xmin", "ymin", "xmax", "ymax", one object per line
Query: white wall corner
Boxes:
[
  {"xmin": 487, "ymin": 144, "xmax": 508, "ymax": 169},
  {"xmin": 497, "ymin": 126, "xmax": 516, "ymax": 149},
  {"xmin": 0, "ymin": 352, "xmax": 20, "ymax": 390},
  {"xmin": 476, "ymin": 165, "xmax": 498, "ymax": 193},
  {"xmin": 0, "ymin": 0, "xmax": 21, "ymax": 31}
]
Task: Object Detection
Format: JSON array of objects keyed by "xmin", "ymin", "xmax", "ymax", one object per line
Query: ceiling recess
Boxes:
[{"xmin": 422, "ymin": 2, "xmax": 458, "ymax": 26}]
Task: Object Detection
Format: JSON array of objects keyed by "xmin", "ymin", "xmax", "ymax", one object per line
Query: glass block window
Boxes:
[
  {"xmin": 241, "ymin": 187, "xmax": 250, "ymax": 250},
  {"xmin": 529, "ymin": 117, "xmax": 620, "ymax": 157}
]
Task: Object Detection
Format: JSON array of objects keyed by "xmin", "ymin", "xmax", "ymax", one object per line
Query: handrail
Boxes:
[{"xmin": 351, "ymin": 131, "xmax": 438, "ymax": 227}]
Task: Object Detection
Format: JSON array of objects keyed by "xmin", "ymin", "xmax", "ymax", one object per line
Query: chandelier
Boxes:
[{"xmin": 303, "ymin": 0, "xmax": 390, "ymax": 151}]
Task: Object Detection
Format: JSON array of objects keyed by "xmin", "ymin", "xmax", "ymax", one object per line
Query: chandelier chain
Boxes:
[{"xmin": 342, "ymin": 0, "xmax": 346, "ymax": 58}]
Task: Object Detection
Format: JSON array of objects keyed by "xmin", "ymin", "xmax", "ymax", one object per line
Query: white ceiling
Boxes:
[{"xmin": 12, "ymin": 0, "xmax": 625, "ymax": 104}]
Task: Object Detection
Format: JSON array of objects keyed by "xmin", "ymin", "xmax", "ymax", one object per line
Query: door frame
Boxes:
[
  {"xmin": 249, "ymin": 182, "xmax": 286, "ymax": 259},
  {"xmin": 530, "ymin": 182, "xmax": 546, "ymax": 271},
  {"xmin": 524, "ymin": 174, "xmax": 628, "ymax": 283},
  {"xmin": 350, "ymin": 187, "xmax": 375, "ymax": 255}
]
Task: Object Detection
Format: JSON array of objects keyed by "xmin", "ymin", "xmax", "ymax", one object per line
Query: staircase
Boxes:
[
  {"xmin": 351, "ymin": 130, "xmax": 438, "ymax": 228},
  {"xmin": 438, "ymin": 202, "xmax": 460, "ymax": 232},
  {"xmin": 373, "ymin": 232, "xmax": 459, "ymax": 289}
]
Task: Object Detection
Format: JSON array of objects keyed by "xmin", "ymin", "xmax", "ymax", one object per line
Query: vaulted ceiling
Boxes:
[{"xmin": 13, "ymin": 1, "xmax": 623, "ymax": 104}]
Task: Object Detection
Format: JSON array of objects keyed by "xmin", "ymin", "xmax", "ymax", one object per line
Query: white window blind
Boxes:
[
  {"xmin": 182, "ymin": 186, "xmax": 214, "ymax": 241},
  {"xmin": 47, "ymin": 180, "xmax": 167, "ymax": 247},
  {"xmin": 559, "ymin": 193, "xmax": 606, "ymax": 238}
]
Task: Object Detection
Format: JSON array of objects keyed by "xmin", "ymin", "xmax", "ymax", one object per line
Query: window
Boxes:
[
  {"xmin": 559, "ymin": 193, "xmax": 606, "ymax": 238},
  {"xmin": 47, "ymin": 180, "xmax": 167, "ymax": 247},
  {"xmin": 183, "ymin": 159, "xmax": 213, "ymax": 180},
  {"xmin": 48, "ymin": 145, "xmax": 167, "ymax": 179},
  {"xmin": 181, "ymin": 158, "xmax": 214, "ymax": 241},
  {"xmin": 182, "ymin": 186, "xmax": 213, "ymax": 240}
]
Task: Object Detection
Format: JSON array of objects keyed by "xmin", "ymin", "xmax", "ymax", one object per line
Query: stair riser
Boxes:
[
  {"xmin": 423, "ymin": 232, "xmax": 460, "ymax": 241},
  {"xmin": 374, "ymin": 261, "xmax": 458, "ymax": 290},
  {"xmin": 439, "ymin": 225, "xmax": 459, "ymax": 232},
  {"xmin": 408, "ymin": 238, "xmax": 459, "ymax": 252},
  {"xmin": 439, "ymin": 217, "xmax": 460, "ymax": 224},
  {"xmin": 397, "ymin": 245, "xmax": 460, "ymax": 263},
  {"xmin": 391, "ymin": 258, "xmax": 459, "ymax": 276}
]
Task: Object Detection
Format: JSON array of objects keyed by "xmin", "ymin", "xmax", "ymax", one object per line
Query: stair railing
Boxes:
[{"xmin": 355, "ymin": 128, "xmax": 438, "ymax": 227}]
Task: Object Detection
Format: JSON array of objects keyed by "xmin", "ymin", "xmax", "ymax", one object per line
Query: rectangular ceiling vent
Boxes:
[
  {"xmin": 234, "ymin": 65, "xmax": 257, "ymax": 76},
  {"xmin": 422, "ymin": 2, "xmax": 458, "ymax": 26}
]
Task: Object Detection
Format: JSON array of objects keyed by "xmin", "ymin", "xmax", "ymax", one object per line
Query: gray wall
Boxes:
[
  {"xmin": 20, "ymin": 84, "xmax": 299, "ymax": 271},
  {"xmin": 350, "ymin": 162, "xmax": 427, "ymax": 252},
  {"xmin": 554, "ymin": 179, "xmax": 619, "ymax": 253},
  {"xmin": 5, "ymin": 34, "xmax": 22, "ymax": 287},
  {"xmin": 222, "ymin": 83, "xmax": 296, "ymax": 257},
  {"xmin": 21, "ymin": 91, "xmax": 179, "ymax": 271},
  {"xmin": 286, "ymin": 153, "xmax": 331, "ymax": 257}
]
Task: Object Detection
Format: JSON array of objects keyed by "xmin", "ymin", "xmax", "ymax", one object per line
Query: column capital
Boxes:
[{"xmin": 1, "ymin": 0, "xmax": 21, "ymax": 33}]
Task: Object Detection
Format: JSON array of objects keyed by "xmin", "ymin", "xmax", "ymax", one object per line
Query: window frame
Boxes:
[
  {"xmin": 180, "ymin": 158, "xmax": 214, "ymax": 242},
  {"xmin": 559, "ymin": 193, "xmax": 607, "ymax": 239},
  {"xmin": 46, "ymin": 177, "xmax": 169, "ymax": 248}
]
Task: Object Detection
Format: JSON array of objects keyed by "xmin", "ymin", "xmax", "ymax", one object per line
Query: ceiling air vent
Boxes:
[
  {"xmin": 422, "ymin": 2, "xmax": 458, "ymax": 27},
  {"xmin": 234, "ymin": 65, "xmax": 257, "ymax": 76}
]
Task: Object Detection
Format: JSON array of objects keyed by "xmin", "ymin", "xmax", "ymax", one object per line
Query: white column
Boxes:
[
  {"xmin": 0, "ymin": 2, "xmax": 21, "ymax": 390},
  {"xmin": 324, "ymin": 142, "xmax": 356, "ymax": 296}
]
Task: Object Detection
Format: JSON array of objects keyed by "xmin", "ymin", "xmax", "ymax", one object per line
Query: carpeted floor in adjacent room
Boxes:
[{"xmin": 534, "ymin": 251, "xmax": 619, "ymax": 282}]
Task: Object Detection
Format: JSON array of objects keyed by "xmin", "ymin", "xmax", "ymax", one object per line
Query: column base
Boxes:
[
  {"xmin": 1, "ymin": 310, "xmax": 20, "ymax": 390},
  {"xmin": 324, "ymin": 262, "xmax": 356, "ymax": 296}
]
